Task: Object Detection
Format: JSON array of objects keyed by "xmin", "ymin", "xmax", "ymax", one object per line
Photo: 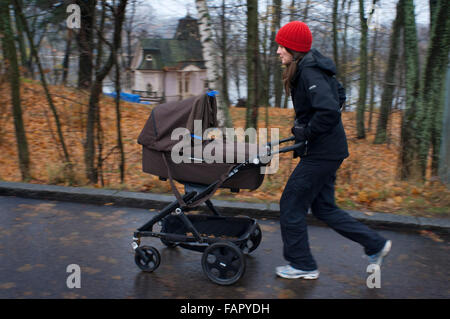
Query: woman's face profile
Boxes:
[{"xmin": 277, "ymin": 45, "xmax": 293, "ymax": 65}]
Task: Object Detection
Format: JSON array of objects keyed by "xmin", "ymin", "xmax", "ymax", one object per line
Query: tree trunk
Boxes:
[
  {"xmin": 429, "ymin": 0, "xmax": 439, "ymax": 31},
  {"xmin": 76, "ymin": 0, "xmax": 96, "ymax": 89},
  {"xmin": 1, "ymin": 0, "xmax": 30, "ymax": 181},
  {"xmin": 84, "ymin": 0, "xmax": 128, "ymax": 184},
  {"xmin": 303, "ymin": 0, "xmax": 311, "ymax": 21},
  {"xmin": 124, "ymin": 0, "xmax": 137, "ymax": 92},
  {"xmin": 368, "ymin": 25, "xmax": 378, "ymax": 132},
  {"xmin": 260, "ymin": 6, "xmax": 269, "ymax": 110},
  {"xmin": 13, "ymin": 0, "xmax": 73, "ymax": 180},
  {"xmin": 94, "ymin": 0, "xmax": 107, "ymax": 186},
  {"xmin": 246, "ymin": 0, "xmax": 259, "ymax": 131},
  {"xmin": 13, "ymin": 0, "xmax": 28, "ymax": 77},
  {"xmin": 398, "ymin": 0, "xmax": 421, "ymax": 180},
  {"xmin": 62, "ymin": 29, "xmax": 73, "ymax": 86},
  {"xmin": 340, "ymin": 0, "xmax": 351, "ymax": 111},
  {"xmin": 356, "ymin": 0, "xmax": 368, "ymax": 139},
  {"xmin": 114, "ymin": 50, "xmax": 125, "ymax": 183},
  {"xmin": 437, "ymin": 65, "xmax": 450, "ymax": 182},
  {"xmin": 374, "ymin": 0, "xmax": 403, "ymax": 144},
  {"xmin": 416, "ymin": 0, "xmax": 450, "ymax": 179},
  {"xmin": 195, "ymin": 0, "xmax": 231, "ymax": 128},
  {"xmin": 220, "ymin": 0, "xmax": 231, "ymax": 114},
  {"xmin": 271, "ymin": 0, "xmax": 282, "ymax": 108},
  {"xmin": 289, "ymin": 0, "xmax": 296, "ymax": 21},
  {"xmin": 332, "ymin": 0, "xmax": 340, "ymax": 79}
]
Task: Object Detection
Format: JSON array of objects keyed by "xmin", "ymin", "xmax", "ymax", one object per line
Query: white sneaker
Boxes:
[
  {"xmin": 368, "ymin": 240, "xmax": 392, "ymax": 266},
  {"xmin": 275, "ymin": 265, "xmax": 319, "ymax": 279}
]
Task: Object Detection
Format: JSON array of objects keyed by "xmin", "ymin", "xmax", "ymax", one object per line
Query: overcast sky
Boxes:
[{"xmin": 148, "ymin": 0, "xmax": 430, "ymax": 26}]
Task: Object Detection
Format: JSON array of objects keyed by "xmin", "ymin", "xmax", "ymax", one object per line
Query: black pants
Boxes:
[{"xmin": 280, "ymin": 158, "xmax": 387, "ymax": 271}]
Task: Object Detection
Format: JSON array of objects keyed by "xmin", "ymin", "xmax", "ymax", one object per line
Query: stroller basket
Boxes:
[{"xmin": 163, "ymin": 214, "xmax": 255, "ymax": 243}]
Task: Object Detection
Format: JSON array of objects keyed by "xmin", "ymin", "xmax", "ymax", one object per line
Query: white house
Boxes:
[{"xmin": 129, "ymin": 15, "xmax": 207, "ymax": 103}]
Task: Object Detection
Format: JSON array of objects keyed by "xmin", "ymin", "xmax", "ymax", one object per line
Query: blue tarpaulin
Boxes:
[{"xmin": 104, "ymin": 92, "xmax": 150, "ymax": 104}]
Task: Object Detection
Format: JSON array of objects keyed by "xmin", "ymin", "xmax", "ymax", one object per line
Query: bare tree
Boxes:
[
  {"xmin": 246, "ymin": 0, "xmax": 259, "ymax": 130},
  {"xmin": 84, "ymin": 0, "xmax": 128, "ymax": 184},
  {"xmin": 416, "ymin": 0, "xmax": 450, "ymax": 178},
  {"xmin": 13, "ymin": 0, "xmax": 74, "ymax": 181},
  {"xmin": 374, "ymin": 0, "xmax": 403, "ymax": 144},
  {"xmin": 398, "ymin": 0, "xmax": 420, "ymax": 180},
  {"xmin": 1, "ymin": 0, "xmax": 30, "ymax": 181},
  {"xmin": 76, "ymin": 0, "xmax": 96, "ymax": 89}
]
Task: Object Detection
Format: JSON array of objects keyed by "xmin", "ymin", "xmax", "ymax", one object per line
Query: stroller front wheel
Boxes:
[
  {"xmin": 134, "ymin": 246, "xmax": 161, "ymax": 272},
  {"xmin": 202, "ymin": 242, "xmax": 246, "ymax": 285}
]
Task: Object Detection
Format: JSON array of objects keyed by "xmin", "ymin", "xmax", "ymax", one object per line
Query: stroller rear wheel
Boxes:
[
  {"xmin": 134, "ymin": 246, "xmax": 161, "ymax": 272},
  {"xmin": 202, "ymin": 242, "xmax": 246, "ymax": 285}
]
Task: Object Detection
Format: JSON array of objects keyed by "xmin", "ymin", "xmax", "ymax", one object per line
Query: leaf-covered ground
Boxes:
[{"xmin": 0, "ymin": 80, "xmax": 449, "ymax": 218}]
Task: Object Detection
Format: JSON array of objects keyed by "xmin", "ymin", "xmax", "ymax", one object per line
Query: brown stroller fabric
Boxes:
[
  {"xmin": 138, "ymin": 94, "xmax": 218, "ymax": 152},
  {"xmin": 138, "ymin": 92, "xmax": 266, "ymax": 207}
]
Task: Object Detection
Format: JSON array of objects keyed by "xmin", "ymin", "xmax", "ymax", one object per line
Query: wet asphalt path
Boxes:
[{"xmin": 0, "ymin": 196, "xmax": 449, "ymax": 299}]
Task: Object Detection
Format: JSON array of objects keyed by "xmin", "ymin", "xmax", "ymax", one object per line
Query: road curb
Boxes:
[{"xmin": 0, "ymin": 181, "xmax": 449, "ymax": 233}]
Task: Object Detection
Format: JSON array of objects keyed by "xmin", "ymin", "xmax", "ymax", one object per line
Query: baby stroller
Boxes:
[{"xmin": 132, "ymin": 92, "xmax": 303, "ymax": 285}]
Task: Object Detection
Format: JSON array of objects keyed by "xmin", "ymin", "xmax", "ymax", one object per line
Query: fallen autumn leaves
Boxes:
[{"xmin": 0, "ymin": 80, "xmax": 448, "ymax": 219}]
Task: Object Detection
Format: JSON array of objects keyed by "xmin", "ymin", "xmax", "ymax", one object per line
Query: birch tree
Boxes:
[{"xmin": 195, "ymin": 0, "xmax": 231, "ymax": 128}]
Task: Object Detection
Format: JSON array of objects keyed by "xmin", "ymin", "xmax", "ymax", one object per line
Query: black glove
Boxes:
[{"xmin": 291, "ymin": 120, "xmax": 308, "ymax": 158}]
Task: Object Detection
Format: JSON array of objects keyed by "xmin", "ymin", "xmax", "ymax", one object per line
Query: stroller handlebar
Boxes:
[
  {"xmin": 245, "ymin": 137, "xmax": 304, "ymax": 166},
  {"xmin": 273, "ymin": 141, "xmax": 305, "ymax": 155},
  {"xmin": 266, "ymin": 136, "xmax": 295, "ymax": 148},
  {"xmin": 267, "ymin": 136, "xmax": 304, "ymax": 155}
]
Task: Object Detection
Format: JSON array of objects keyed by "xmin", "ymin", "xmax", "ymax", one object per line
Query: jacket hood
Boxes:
[{"xmin": 292, "ymin": 48, "xmax": 336, "ymax": 84}]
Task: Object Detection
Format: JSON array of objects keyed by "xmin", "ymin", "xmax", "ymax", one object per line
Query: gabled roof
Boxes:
[{"xmin": 137, "ymin": 15, "xmax": 205, "ymax": 71}]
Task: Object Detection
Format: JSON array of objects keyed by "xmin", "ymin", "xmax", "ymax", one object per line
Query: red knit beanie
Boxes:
[{"xmin": 275, "ymin": 21, "xmax": 312, "ymax": 52}]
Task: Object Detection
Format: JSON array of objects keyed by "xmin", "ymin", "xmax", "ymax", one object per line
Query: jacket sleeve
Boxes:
[{"xmin": 297, "ymin": 67, "xmax": 341, "ymax": 141}]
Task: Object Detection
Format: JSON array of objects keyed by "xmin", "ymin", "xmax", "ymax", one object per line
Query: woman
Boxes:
[{"xmin": 275, "ymin": 21, "xmax": 391, "ymax": 280}]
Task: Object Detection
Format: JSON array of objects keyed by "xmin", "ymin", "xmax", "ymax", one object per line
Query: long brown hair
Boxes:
[{"xmin": 282, "ymin": 47, "xmax": 307, "ymax": 95}]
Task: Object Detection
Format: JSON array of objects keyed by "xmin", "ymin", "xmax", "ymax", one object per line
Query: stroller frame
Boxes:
[{"xmin": 132, "ymin": 136, "xmax": 302, "ymax": 285}]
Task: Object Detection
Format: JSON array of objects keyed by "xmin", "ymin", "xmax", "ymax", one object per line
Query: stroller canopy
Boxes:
[{"xmin": 138, "ymin": 93, "xmax": 218, "ymax": 152}]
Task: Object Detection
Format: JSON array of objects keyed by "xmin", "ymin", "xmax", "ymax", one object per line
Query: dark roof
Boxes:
[
  {"xmin": 137, "ymin": 16, "xmax": 205, "ymax": 71},
  {"xmin": 174, "ymin": 15, "xmax": 200, "ymax": 41}
]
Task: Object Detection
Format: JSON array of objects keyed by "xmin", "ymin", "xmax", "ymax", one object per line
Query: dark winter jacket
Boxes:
[{"xmin": 291, "ymin": 48, "xmax": 349, "ymax": 160}]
